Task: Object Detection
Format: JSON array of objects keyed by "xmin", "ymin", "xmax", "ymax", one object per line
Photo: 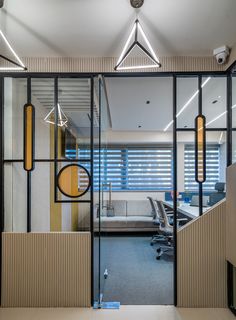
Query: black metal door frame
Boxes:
[{"xmin": 0, "ymin": 62, "xmax": 235, "ymax": 307}]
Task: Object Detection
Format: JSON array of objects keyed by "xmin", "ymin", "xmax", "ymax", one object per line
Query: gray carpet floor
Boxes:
[{"xmin": 96, "ymin": 236, "xmax": 173, "ymax": 305}]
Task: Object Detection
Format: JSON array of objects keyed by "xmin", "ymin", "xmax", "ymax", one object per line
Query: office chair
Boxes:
[
  {"xmin": 147, "ymin": 197, "xmax": 187, "ymax": 247},
  {"xmin": 147, "ymin": 197, "xmax": 168, "ymax": 245},
  {"xmin": 208, "ymin": 182, "xmax": 225, "ymax": 206},
  {"xmin": 155, "ymin": 200, "xmax": 187, "ymax": 260}
]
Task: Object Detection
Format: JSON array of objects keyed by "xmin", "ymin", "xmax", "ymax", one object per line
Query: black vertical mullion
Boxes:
[
  {"xmin": 97, "ymin": 76, "xmax": 101, "ymax": 305},
  {"xmin": 54, "ymin": 77, "xmax": 58, "ymax": 202},
  {"xmin": 227, "ymin": 74, "xmax": 232, "ymax": 166},
  {"xmin": 26, "ymin": 77, "xmax": 31, "ymax": 232},
  {"xmin": 90, "ymin": 76, "xmax": 94, "ymax": 306},
  {"xmin": 198, "ymin": 76, "xmax": 203, "ymax": 216},
  {"xmin": 0, "ymin": 76, "xmax": 4, "ymax": 305},
  {"xmin": 173, "ymin": 75, "xmax": 177, "ymax": 306}
]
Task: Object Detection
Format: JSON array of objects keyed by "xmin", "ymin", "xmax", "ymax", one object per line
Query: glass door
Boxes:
[{"xmin": 93, "ymin": 76, "xmax": 117, "ymax": 308}]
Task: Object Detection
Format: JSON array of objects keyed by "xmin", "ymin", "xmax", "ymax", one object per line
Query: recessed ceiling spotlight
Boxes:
[
  {"xmin": 212, "ymin": 99, "xmax": 218, "ymax": 104},
  {"xmin": 138, "ymin": 125, "xmax": 142, "ymax": 128},
  {"xmin": 130, "ymin": 0, "xmax": 144, "ymax": 8},
  {"xmin": 146, "ymin": 100, "xmax": 150, "ymax": 104}
]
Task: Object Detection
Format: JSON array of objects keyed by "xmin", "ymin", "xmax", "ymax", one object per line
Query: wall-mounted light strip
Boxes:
[
  {"xmin": 163, "ymin": 77, "xmax": 211, "ymax": 131},
  {"xmin": 0, "ymin": 30, "xmax": 27, "ymax": 71},
  {"xmin": 195, "ymin": 115, "xmax": 206, "ymax": 183},
  {"xmin": 23, "ymin": 104, "xmax": 35, "ymax": 171}
]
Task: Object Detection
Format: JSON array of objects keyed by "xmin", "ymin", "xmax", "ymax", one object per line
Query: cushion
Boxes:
[
  {"xmin": 126, "ymin": 216, "xmax": 156, "ymax": 228},
  {"xmin": 111, "ymin": 200, "xmax": 127, "ymax": 216},
  {"xmin": 94, "ymin": 216, "xmax": 127, "ymax": 228},
  {"xmin": 96, "ymin": 200, "xmax": 127, "ymax": 217},
  {"xmin": 127, "ymin": 200, "xmax": 152, "ymax": 216}
]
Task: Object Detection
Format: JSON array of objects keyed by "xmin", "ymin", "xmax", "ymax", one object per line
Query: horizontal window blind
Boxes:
[
  {"xmin": 77, "ymin": 146, "xmax": 173, "ymax": 191},
  {"xmin": 184, "ymin": 144, "xmax": 220, "ymax": 191}
]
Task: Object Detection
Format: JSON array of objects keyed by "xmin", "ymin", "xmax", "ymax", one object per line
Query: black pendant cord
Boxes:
[{"xmin": 26, "ymin": 77, "xmax": 31, "ymax": 232}]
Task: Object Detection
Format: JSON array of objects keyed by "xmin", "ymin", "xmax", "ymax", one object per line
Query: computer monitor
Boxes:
[{"xmin": 190, "ymin": 195, "xmax": 209, "ymax": 207}]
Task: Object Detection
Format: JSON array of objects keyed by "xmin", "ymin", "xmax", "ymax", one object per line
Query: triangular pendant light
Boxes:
[
  {"xmin": 0, "ymin": 30, "xmax": 27, "ymax": 71},
  {"xmin": 44, "ymin": 103, "xmax": 68, "ymax": 127},
  {"xmin": 114, "ymin": 19, "xmax": 161, "ymax": 71}
]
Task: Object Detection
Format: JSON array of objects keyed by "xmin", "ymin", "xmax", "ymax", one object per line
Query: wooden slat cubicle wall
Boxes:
[
  {"xmin": 177, "ymin": 200, "xmax": 227, "ymax": 307},
  {"xmin": 226, "ymin": 163, "xmax": 236, "ymax": 267},
  {"xmin": 1, "ymin": 232, "xmax": 91, "ymax": 307},
  {"xmin": 15, "ymin": 56, "xmax": 224, "ymax": 73}
]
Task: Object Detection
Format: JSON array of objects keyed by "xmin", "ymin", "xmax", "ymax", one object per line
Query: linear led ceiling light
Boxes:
[
  {"xmin": 114, "ymin": 19, "xmax": 161, "ymax": 71},
  {"xmin": 0, "ymin": 30, "xmax": 27, "ymax": 71},
  {"xmin": 44, "ymin": 103, "xmax": 68, "ymax": 127},
  {"xmin": 163, "ymin": 77, "xmax": 211, "ymax": 131}
]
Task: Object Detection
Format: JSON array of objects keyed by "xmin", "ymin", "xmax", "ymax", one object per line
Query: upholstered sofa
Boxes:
[{"xmin": 94, "ymin": 200, "xmax": 157, "ymax": 232}]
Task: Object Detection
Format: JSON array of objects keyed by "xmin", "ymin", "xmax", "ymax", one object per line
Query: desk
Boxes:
[{"xmin": 163, "ymin": 201, "xmax": 210, "ymax": 220}]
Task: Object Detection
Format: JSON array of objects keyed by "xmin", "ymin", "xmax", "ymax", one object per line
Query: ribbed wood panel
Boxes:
[
  {"xmin": 226, "ymin": 163, "xmax": 236, "ymax": 267},
  {"xmin": 2, "ymin": 232, "xmax": 91, "ymax": 307},
  {"xmin": 9, "ymin": 56, "xmax": 225, "ymax": 73},
  {"xmin": 177, "ymin": 200, "xmax": 227, "ymax": 307}
]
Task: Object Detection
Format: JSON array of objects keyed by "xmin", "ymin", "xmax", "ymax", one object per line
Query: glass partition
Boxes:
[
  {"xmin": 202, "ymin": 76, "xmax": 227, "ymax": 129},
  {"xmin": 202, "ymin": 131, "xmax": 226, "ymax": 207},
  {"xmin": 3, "ymin": 77, "xmax": 93, "ymax": 232},
  {"xmin": 177, "ymin": 77, "xmax": 198, "ymax": 129}
]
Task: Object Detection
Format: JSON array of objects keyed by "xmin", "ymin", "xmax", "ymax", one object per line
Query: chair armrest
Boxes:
[
  {"xmin": 153, "ymin": 219, "xmax": 161, "ymax": 226},
  {"xmin": 177, "ymin": 218, "xmax": 188, "ymax": 221}
]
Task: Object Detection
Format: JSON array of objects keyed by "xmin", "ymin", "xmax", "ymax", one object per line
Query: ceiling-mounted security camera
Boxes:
[
  {"xmin": 130, "ymin": 0, "xmax": 144, "ymax": 8},
  {"xmin": 0, "ymin": 0, "xmax": 4, "ymax": 8},
  {"xmin": 213, "ymin": 46, "xmax": 230, "ymax": 65}
]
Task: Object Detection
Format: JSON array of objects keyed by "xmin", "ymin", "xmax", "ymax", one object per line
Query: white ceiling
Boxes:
[
  {"xmin": 106, "ymin": 77, "xmax": 173, "ymax": 131},
  {"xmin": 28, "ymin": 78, "xmax": 99, "ymax": 137},
  {"xmin": 106, "ymin": 76, "xmax": 227, "ymax": 131},
  {"xmin": 0, "ymin": 0, "xmax": 236, "ymax": 58}
]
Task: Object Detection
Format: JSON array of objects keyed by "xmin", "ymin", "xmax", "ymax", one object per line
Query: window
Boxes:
[
  {"xmin": 77, "ymin": 146, "xmax": 173, "ymax": 191},
  {"xmin": 184, "ymin": 144, "xmax": 220, "ymax": 191}
]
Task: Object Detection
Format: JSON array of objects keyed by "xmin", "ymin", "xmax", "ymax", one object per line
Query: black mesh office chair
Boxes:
[{"xmin": 208, "ymin": 182, "xmax": 225, "ymax": 206}]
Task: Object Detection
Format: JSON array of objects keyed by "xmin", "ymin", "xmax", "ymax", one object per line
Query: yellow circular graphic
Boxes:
[{"xmin": 57, "ymin": 164, "xmax": 90, "ymax": 198}]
